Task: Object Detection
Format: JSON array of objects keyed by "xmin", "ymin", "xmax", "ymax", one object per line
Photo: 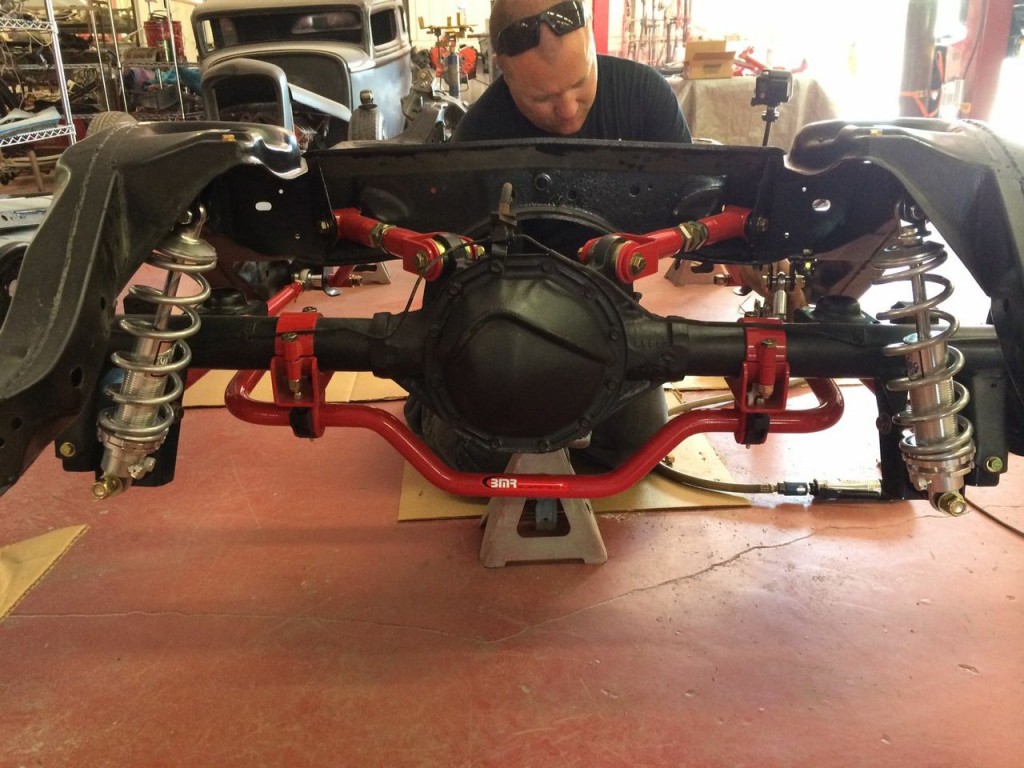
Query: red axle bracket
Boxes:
[
  {"xmin": 270, "ymin": 311, "xmax": 329, "ymax": 438},
  {"xmin": 726, "ymin": 317, "xmax": 790, "ymax": 444}
]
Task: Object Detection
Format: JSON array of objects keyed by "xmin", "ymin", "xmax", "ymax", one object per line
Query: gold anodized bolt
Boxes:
[
  {"xmin": 91, "ymin": 475, "xmax": 123, "ymax": 500},
  {"xmin": 984, "ymin": 456, "xmax": 1005, "ymax": 474},
  {"xmin": 58, "ymin": 441, "xmax": 76, "ymax": 458},
  {"xmin": 935, "ymin": 491, "xmax": 968, "ymax": 517}
]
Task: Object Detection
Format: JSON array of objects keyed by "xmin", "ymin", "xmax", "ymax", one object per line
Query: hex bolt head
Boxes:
[
  {"xmin": 984, "ymin": 456, "xmax": 1005, "ymax": 474},
  {"xmin": 58, "ymin": 441, "xmax": 76, "ymax": 458},
  {"xmin": 91, "ymin": 475, "xmax": 123, "ymax": 500},
  {"xmin": 935, "ymin": 491, "xmax": 968, "ymax": 517}
]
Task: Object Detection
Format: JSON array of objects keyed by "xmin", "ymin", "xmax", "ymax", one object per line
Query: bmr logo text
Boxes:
[{"xmin": 485, "ymin": 477, "xmax": 518, "ymax": 489}]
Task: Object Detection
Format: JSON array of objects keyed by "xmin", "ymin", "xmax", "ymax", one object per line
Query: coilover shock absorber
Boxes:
[
  {"xmin": 874, "ymin": 216, "xmax": 975, "ymax": 515},
  {"xmin": 92, "ymin": 204, "xmax": 217, "ymax": 500}
]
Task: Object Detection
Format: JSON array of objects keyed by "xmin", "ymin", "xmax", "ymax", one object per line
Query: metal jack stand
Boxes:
[{"xmin": 479, "ymin": 450, "xmax": 608, "ymax": 567}]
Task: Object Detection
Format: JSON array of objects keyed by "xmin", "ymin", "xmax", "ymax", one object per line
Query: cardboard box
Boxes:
[{"xmin": 684, "ymin": 39, "xmax": 735, "ymax": 79}]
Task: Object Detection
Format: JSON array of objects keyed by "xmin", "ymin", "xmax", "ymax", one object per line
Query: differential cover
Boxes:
[{"xmin": 422, "ymin": 255, "xmax": 628, "ymax": 452}]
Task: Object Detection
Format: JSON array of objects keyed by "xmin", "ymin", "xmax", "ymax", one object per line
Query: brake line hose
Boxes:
[{"xmin": 657, "ymin": 381, "xmax": 884, "ymax": 500}]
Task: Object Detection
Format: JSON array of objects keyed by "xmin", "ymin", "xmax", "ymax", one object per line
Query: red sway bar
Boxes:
[
  {"xmin": 223, "ymin": 308, "xmax": 845, "ymax": 498},
  {"xmin": 225, "ymin": 372, "xmax": 843, "ymax": 498}
]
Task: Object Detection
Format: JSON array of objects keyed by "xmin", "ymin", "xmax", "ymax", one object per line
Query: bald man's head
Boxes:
[{"xmin": 490, "ymin": 0, "xmax": 597, "ymax": 135}]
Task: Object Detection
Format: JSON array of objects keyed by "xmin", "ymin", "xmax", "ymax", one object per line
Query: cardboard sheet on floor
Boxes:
[
  {"xmin": 666, "ymin": 376, "xmax": 729, "ymax": 391},
  {"xmin": 397, "ymin": 434, "xmax": 748, "ymax": 521},
  {"xmin": 0, "ymin": 525, "xmax": 87, "ymax": 621},
  {"xmin": 183, "ymin": 370, "xmax": 407, "ymax": 407}
]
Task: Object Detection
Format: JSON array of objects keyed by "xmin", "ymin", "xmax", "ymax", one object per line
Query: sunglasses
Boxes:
[{"xmin": 494, "ymin": 0, "xmax": 587, "ymax": 57}]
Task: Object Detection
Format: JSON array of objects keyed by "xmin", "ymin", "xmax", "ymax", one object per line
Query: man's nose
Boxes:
[{"xmin": 553, "ymin": 94, "xmax": 577, "ymax": 120}]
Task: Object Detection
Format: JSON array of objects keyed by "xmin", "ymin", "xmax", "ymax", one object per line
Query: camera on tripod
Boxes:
[
  {"xmin": 751, "ymin": 69, "xmax": 794, "ymax": 108},
  {"xmin": 751, "ymin": 69, "xmax": 794, "ymax": 146}
]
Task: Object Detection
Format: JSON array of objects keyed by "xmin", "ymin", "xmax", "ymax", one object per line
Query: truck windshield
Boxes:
[{"xmin": 197, "ymin": 8, "xmax": 364, "ymax": 55}]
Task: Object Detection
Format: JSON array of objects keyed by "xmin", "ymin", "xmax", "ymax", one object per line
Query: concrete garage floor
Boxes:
[{"xmin": 1, "ymin": 253, "xmax": 1022, "ymax": 767}]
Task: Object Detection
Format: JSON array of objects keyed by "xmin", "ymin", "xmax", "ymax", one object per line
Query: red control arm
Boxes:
[
  {"xmin": 334, "ymin": 207, "xmax": 476, "ymax": 281},
  {"xmin": 578, "ymin": 206, "xmax": 752, "ymax": 283}
]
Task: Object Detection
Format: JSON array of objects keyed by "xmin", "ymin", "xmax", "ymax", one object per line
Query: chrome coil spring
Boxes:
[
  {"xmin": 93, "ymin": 206, "xmax": 216, "ymax": 499},
  {"xmin": 874, "ymin": 225, "xmax": 975, "ymax": 513}
]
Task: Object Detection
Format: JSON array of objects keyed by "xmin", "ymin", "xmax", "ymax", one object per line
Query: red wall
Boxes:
[{"xmin": 592, "ymin": 0, "xmax": 609, "ymax": 54}]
